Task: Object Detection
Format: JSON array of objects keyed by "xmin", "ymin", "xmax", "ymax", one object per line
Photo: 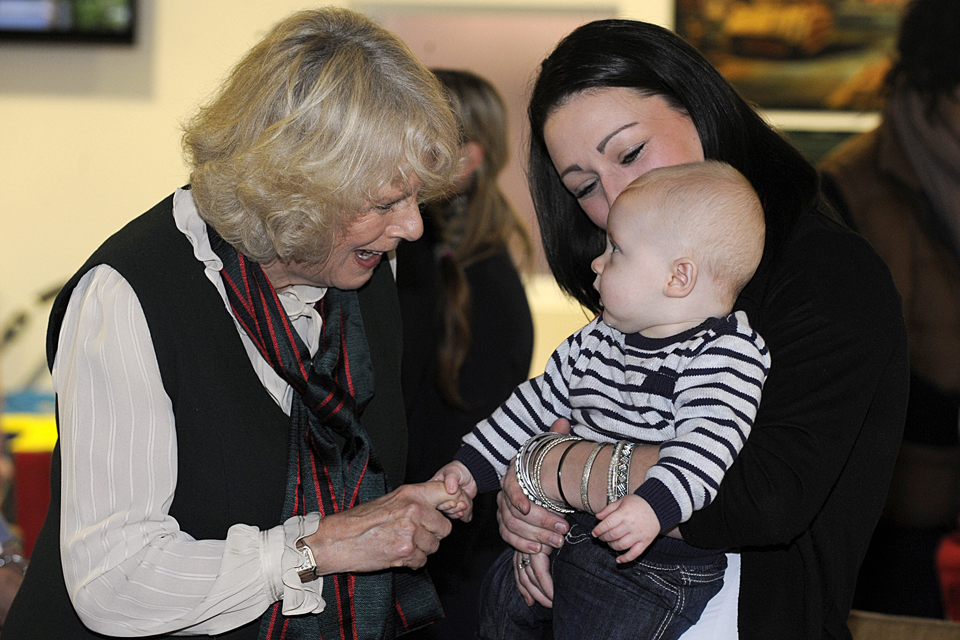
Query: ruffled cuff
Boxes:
[{"xmin": 268, "ymin": 513, "xmax": 325, "ymax": 616}]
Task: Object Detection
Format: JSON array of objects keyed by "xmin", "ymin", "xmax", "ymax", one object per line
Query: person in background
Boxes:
[
  {"xmin": 491, "ymin": 18, "xmax": 907, "ymax": 640},
  {"xmin": 2, "ymin": 9, "xmax": 466, "ymax": 639},
  {"xmin": 819, "ymin": 0, "xmax": 960, "ymax": 619},
  {"xmin": 438, "ymin": 161, "xmax": 770, "ymax": 640},
  {"xmin": 397, "ymin": 68, "xmax": 534, "ymax": 639}
]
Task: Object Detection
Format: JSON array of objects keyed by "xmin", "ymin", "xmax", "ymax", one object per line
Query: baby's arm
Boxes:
[
  {"xmin": 643, "ymin": 321, "xmax": 770, "ymax": 527},
  {"xmin": 431, "ymin": 461, "xmax": 477, "ymax": 521},
  {"xmin": 593, "ymin": 495, "xmax": 661, "ymax": 563}
]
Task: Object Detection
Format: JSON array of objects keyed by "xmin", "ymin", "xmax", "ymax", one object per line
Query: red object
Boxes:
[{"xmin": 12, "ymin": 451, "xmax": 52, "ymax": 558}]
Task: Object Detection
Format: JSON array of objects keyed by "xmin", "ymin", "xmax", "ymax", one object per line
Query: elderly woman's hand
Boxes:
[{"xmin": 302, "ymin": 481, "xmax": 456, "ymax": 575}]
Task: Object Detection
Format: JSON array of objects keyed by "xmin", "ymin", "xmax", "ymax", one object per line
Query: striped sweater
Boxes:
[{"xmin": 457, "ymin": 310, "xmax": 770, "ymax": 532}]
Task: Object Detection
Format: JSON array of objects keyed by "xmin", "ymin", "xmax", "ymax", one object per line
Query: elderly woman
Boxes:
[{"xmin": 3, "ymin": 9, "xmax": 462, "ymax": 640}]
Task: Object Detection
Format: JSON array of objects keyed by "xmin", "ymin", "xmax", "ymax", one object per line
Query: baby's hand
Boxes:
[
  {"xmin": 592, "ymin": 494, "xmax": 661, "ymax": 563},
  {"xmin": 431, "ymin": 461, "xmax": 477, "ymax": 522}
]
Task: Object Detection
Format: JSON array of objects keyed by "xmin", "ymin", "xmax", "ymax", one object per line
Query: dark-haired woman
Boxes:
[
  {"xmin": 489, "ymin": 19, "xmax": 908, "ymax": 640},
  {"xmin": 397, "ymin": 69, "xmax": 534, "ymax": 639}
]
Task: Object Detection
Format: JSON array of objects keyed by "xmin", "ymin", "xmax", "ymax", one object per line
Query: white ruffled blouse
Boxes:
[{"xmin": 52, "ymin": 188, "xmax": 327, "ymax": 635}]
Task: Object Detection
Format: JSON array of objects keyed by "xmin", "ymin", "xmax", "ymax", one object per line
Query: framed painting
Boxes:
[{"xmin": 674, "ymin": 0, "xmax": 911, "ymax": 111}]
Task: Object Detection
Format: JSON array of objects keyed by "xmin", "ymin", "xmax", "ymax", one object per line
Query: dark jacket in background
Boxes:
[
  {"xmin": 396, "ymin": 218, "xmax": 534, "ymax": 640},
  {"xmin": 821, "ymin": 119, "xmax": 960, "ymax": 618}
]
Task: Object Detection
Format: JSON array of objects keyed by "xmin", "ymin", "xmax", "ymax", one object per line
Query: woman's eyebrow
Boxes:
[{"xmin": 597, "ymin": 122, "xmax": 637, "ymax": 153}]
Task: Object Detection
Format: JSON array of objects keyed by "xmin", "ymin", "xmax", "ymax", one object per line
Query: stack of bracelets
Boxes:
[{"xmin": 514, "ymin": 432, "xmax": 637, "ymax": 515}]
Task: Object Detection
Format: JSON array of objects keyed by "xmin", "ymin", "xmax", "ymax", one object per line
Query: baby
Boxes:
[{"xmin": 436, "ymin": 160, "xmax": 771, "ymax": 639}]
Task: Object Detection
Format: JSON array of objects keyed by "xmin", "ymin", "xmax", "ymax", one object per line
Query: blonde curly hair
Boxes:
[{"xmin": 182, "ymin": 7, "xmax": 459, "ymax": 266}]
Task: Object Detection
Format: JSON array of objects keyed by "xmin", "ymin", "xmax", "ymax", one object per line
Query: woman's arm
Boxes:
[
  {"xmin": 56, "ymin": 266, "xmax": 457, "ymax": 635},
  {"xmin": 679, "ymin": 227, "xmax": 907, "ymax": 549},
  {"xmin": 498, "ymin": 426, "xmax": 663, "ymax": 554},
  {"xmin": 55, "ymin": 266, "xmax": 308, "ymax": 636}
]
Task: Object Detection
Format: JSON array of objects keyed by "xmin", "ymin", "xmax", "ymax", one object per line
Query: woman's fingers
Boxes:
[
  {"xmin": 306, "ymin": 482, "xmax": 456, "ymax": 574},
  {"xmin": 513, "ymin": 551, "xmax": 535, "ymax": 606},
  {"xmin": 496, "ymin": 475, "xmax": 568, "ymax": 553},
  {"xmin": 501, "ymin": 463, "xmax": 531, "ymax": 515},
  {"xmin": 549, "ymin": 417, "xmax": 572, "ymax": 435},
  {"xmin": 527, "ymin": 552, "xmax": 554, "ymax": 606},
  {"xmin": 513, "ymin": 551, "xmax": 554, "ymax": 608}
]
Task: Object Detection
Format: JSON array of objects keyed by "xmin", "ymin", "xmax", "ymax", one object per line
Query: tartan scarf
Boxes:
[{"xmin": 207, "ymin": 226, "xmax": 441, "ymax": 640}]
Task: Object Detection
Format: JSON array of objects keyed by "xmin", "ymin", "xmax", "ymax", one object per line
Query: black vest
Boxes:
[{"xmin": 3, "ymin": 193, "xmax": 408, "ymax": 639}]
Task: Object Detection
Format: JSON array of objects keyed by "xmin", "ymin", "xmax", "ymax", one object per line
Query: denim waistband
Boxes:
[{"xmin": 568, "ymin": 512, "xmax": 722, "ymax": 565}]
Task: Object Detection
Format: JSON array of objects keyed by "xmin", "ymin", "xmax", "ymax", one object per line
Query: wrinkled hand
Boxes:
[
  {"xmin": 514, "ymin": 550, "xmax": 553, "ymax": 608},
  {"xmin": 303, "ymin": 481, "xmax": 455, "ymax": 575},
  {"xmin": 431, "ymin": 461, "xmax": 477, "ymax": 521},
  {"xmin": 594, "ymin": 494, "xmax": 660, "ymax": 563},
  {"xmin": 496, "ymin": 418, "xmax": 571, "ymax": 554}
]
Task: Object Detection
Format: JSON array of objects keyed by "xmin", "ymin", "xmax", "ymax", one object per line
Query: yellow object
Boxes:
[
  {"xmin": 524, "ymin": 274, "xmax": 593, "ymax": 378},
  {"xmin": 0, "ymin": 414, "xmax": 58, "ymax": 454}
]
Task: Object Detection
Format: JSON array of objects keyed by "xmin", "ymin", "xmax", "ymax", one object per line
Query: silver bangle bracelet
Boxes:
[
  {"xmin": 531, "ymin": 435, "xmax": 579, "ymax": 514},
  {"xmin": 607, "ymin": 441, "xmax": 636, "ymax": 505},
  {"xmin": 580, "ymin": 442, "xmax": 605, "ymax": 515},
  {"xmin": 611, "ymin": 441, "xmax": 636, "ymax": 504},
  {"xmin": 607, "ymin": 441, "xmax": 625, "ymax": 505},
  {"xmin": 515, "ymin": 433, "xmax": 579, "ymax": 514}
]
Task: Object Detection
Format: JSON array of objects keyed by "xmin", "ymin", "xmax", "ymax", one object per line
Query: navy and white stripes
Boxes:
[{"xmin": 460, "ymin": 310, "xmax": 770, "ymax": 531}]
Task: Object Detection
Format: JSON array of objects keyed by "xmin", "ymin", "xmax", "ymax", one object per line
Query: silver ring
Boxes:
[{"xmin": 518, "ymin": 556, "xmax": 531, "ymax": 570}]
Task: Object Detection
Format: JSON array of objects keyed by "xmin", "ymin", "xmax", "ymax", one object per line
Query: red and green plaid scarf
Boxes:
[{"xmin": 208, "ymin": 226, "xmax": 441, "ymax": 640}]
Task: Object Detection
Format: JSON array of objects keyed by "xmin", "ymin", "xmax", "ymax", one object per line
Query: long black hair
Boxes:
[{"xmin": 528, "ymin": 19, "xmax": 819, "ymax": 312}]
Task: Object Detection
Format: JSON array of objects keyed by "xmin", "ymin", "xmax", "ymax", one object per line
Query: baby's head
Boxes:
[{"xmin": 591, "ymin": 161, "xmax": 765, "ymax": 337}]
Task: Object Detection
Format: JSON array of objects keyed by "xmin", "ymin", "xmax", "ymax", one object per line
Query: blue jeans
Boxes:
[{"xmin": 477, "ymin": 524, "xmax": 726, "ymax": 640}]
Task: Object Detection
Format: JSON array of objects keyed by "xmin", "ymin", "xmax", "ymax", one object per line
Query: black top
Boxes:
[
  {"xmin": 397, "ymin": 233, "xmax": 534, "ymax": 483},
  {"xmin": 395, "ymin": 223, "xmax": 534, "ymax": 640},
  {"xmin": 678, "ymin": 203, "xmax": 908, "ymax": 639}
]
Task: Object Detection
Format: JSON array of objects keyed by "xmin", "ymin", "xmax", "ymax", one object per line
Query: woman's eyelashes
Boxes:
[
  {"xmin": 571, "ymin": 144, "xmax": 646, "ymax": 199},
  {"xmin": 574, "ymin": 180, "xmax": 597, "ymax": 200},
  {"xmin": 620, "ymin": 144, "xmax": 644, "ymax": 165},
  {"xmin": 374, "ymin": 195, "xmax": 408, "ymax": 212}
]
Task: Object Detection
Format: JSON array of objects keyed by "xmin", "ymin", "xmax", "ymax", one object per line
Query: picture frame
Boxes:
[
  {"xmin": 674, "ymin": 0, "xmax": 909, "ymax": 111},
  {"xmin": 0, "ymin": 0, "xmax": 135, "ymax": 45}
]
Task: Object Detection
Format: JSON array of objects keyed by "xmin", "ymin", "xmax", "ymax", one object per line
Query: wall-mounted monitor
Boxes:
[{"xmin": 0, "ymin": 0, "xmax": 135, "ymax": 44}]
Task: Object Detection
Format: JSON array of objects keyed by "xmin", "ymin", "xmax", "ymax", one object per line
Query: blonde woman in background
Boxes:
[
  {"xmin": 3, "ymin": 9, "xmax": 465, "ymax": 640},
  {"xmin": 397, "ymin": 69, "xmax": 535, "ymax": 640}
]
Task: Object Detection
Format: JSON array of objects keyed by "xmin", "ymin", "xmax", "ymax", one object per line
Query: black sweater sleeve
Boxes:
[
  {"xmin": 679, "ymin": 210, "xmax": 908, "ymax": 639},
  {"xmin": 681, "ymin": 211, "xmax": 906, "ymax": 546}
]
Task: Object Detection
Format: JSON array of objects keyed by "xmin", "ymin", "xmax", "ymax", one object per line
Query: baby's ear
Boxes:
[{"xmin": 664, "ymin": 258, "xmax": 697, "ymax": 298}]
